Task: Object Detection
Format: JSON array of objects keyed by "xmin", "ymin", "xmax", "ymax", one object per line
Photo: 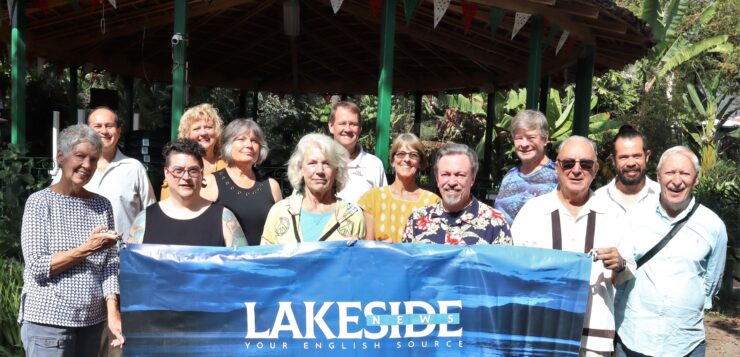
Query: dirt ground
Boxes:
[{"xmin": 705, "ymin": 311, "xmax": 739, "ymax": 356}]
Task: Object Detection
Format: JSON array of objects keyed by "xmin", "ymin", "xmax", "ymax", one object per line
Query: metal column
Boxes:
[
  {"xmin": 170, "ymin": 0, "xmax": 188, "ymax": 140},
  {"xmin": 10, "ymin": 0, "xmax": 26, "ymax": 151},
  {"xmin": 526, "ymin": 16, "xmax": 542, "ymax": 110}
]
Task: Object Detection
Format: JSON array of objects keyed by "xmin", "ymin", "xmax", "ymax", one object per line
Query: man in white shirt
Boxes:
[
  {"xmin": 328, "ymin": 101, "xmax": 387, "ymax": 203},
  {"xmin": 512, "ymin": 136, "xmax": 632, "ymax": 357},
  {"xmin": 595, "ymin": 125, "xmax": 659, "ymax": 214}
]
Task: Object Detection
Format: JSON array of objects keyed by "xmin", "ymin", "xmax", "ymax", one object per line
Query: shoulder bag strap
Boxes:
[
  {"xmin": 319, "ymin": 222, "xmax": 342, "ymax": 242},
  {"xmin": 636, "ymin": 202, "xmax": 700, "ymax": 269},
  {"xmin": 291, "ymin": 214, "xmax": 301, "ymax": 243}
]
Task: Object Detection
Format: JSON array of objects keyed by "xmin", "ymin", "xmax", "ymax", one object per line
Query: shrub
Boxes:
[{"xmin": 0, "ymin": 258, "xmax": 23, "ymax": 356}]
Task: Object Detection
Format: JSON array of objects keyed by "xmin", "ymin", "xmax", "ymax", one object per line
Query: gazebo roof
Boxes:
[{"xmin": 3, "ymin": 0, "xmax": 653, "ymax": 93}]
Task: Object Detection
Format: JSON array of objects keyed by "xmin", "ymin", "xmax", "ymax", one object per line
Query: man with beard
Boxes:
[
  {"xmin": 328, "ymin": 101, "xmax": 387, "ymax": 203},
  {"xmin": 615, "ymin": 146, "xmax": 727, "ymax": 357},
  {"xmin": 595, "ymin": 125, "xmax": 659, "ymax": 215},
  {"xmin": 512, "ymin": 136, "xmax": 632, "ymax": 357},
  {"xmin": 402, "ymin": 143, "xmax": 512, "ymax": 245}
]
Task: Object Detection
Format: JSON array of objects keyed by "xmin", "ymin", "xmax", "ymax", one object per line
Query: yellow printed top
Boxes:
[{"xmin": 358, "ymin": 186, "xmax": 441, "ymax": 243}]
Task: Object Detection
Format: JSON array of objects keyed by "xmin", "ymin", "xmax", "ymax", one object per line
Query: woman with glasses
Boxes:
[
  {"xmin": 200, "ymin": 119, "xmax": 282, "ymax": 246},
  {"xmin": 261, "ymin": 133, "xmax": 365, "ymax": 244},
  {"xmin": 494, "ymin": 110, "xmax": 558, "ymax": 225},
  {"xmin": 358, "ymin": 133, "xmax": 440, "ymax": 242},
  {"xmin": 127, "ymin": 139, "xmax": 246, "ymax": 247},
  {"xmin": 161, "ymin": 103, "xmax": 227, "ymax": 199}
]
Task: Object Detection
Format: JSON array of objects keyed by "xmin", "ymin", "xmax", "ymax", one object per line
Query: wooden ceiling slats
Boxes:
[{"xmin": 2, "ymin": 0, "xmax": 652, "ymax": 93}]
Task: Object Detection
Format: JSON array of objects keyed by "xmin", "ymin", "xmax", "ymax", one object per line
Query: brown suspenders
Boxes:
[
  {"xmin": 550, "ymin": 210, "xmax": 596, "ymax": 253},
  {"xmin": 551, "ymin": 209, "xmax": 615, "ymax": 339}
]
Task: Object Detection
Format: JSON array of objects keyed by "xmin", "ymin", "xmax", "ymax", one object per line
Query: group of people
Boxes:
[{"xmin": 18, "ymin": 103, "xmax": 726, "ymax": 357}]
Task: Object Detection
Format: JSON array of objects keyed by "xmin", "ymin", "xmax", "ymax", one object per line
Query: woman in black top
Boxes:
[
  {"xmin": 201, "ymin": 119, "xmax": 283, "ymax": 246},
  {"xmin": 127, "ymin": 139, "xmax": 246, "ymax": 247}
]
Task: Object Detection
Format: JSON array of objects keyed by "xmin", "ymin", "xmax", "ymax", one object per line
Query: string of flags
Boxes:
[{"xmin": 326, "ymin": 0, "xmax": 579, "ymax": 57}]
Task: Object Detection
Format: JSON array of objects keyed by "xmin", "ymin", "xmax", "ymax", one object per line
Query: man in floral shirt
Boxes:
[{"xmin": 402, "ymin": 143, "xmax": 512, "ymax": 245}]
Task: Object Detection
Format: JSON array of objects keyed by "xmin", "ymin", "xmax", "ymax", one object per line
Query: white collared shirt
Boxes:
[
  {"xmin": 594, "ymin": 177, "xmax": 660, "ymax": 216},
  {"xmin": 336, "ymin": 145, "xmax": 387, "ymax": 204},
  {"xmin": 511, "ymin": 190, "xmax": 634, "ymax": 352}
]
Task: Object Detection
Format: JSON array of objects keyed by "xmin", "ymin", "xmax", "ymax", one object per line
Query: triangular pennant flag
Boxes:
[
  {"xmin": 555, "ymin": 30, "xmax": 570, "ymax": 55},
  {"xmin": 462, "ymin": 2, "xmax": 477, "ymax": 34},
  {"xmin": 511, "ymin": 12, "xmax": 530, "ymax": 39},
  {"xmin": 108, "ymin": 0, "xmax": 117, "ymax": 9},
  {"xmin": 371, "ymin": 0, "xmax": 383, "ymax": 18},
  {"xmin": 404, "ymin": 0, "xmax": 419, "ymax": 25},
  {"xmin": 489, "ymin": 7, "xmax": 505, "ymax": 39},
  {"xmin": 433, "ymin": 0, "xmax": 450, "ymax": 28},
  {"xmin": 331, "ymin": 0, "xmax": 343, "ymax": 14}
]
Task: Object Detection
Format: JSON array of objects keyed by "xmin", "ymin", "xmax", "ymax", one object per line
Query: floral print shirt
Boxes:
[{"xmin": 401, "ymin": 198, "xmax": 513, "ymax": 245}]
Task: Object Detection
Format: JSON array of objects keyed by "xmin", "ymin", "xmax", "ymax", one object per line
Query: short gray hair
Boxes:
[
  {"xmin": 287, "ymin": 133, "xmax": 350, "ymax": 194},
  {"xmin": 220, "ymin": 119, "xmax": 269, "ymax": 165},
  {"xmin": 511, "ymin": 110, "xmax": 549, "ymax": 139},
  {"xmin": 657, "ymin": 146, "xmax": 700, "ymax": 174},
  {"xmin": 434, "ymin": 143, "xmax": 479, "ymax": 177},
  {"xmin": 558, "ymin": 135, "xmax": 598, "ymax": 159},
  {"xmin": 58, "ymin": 124, "xmax": 102, "ymax": 156}
]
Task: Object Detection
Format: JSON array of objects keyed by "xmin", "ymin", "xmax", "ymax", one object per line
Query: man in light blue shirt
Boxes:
[{"xmin": 615, "ymin": 146, "xmax": 727, "ymax": 357}]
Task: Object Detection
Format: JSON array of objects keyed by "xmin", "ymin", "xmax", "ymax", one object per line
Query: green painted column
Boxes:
[
  {"xmin": 526, "ymin": 16, "xmax": 543, "ymax": 110},
  {"xmin": 170, "ymin": 0, "xmax": 188, "ymax": 140},
  {"xmin": 573, "ymin": 45, "xmax": 595, "ymax": 136},
  {"xmin": 375, "ymin": 0, "xmax": 397, "ymax": 170},
  {"xmin": 10, "ymin": 0, "xmax": 27, "ymax": 151}
]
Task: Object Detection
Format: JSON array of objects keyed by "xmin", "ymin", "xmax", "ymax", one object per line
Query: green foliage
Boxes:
[
  {"xmin": 0, "ymin": 258, "xmax": 23, "ymax": 356},
  {"xmin": 0, "ymin": 146, "xmax": 49, "ymax": 260},
  {"xmin": 694, "ymin": 159, "xmax": 740, "ymax": 309},
  {"xmin": 680, "ymin": 71, "xmax": 738, "ymax": 173}
]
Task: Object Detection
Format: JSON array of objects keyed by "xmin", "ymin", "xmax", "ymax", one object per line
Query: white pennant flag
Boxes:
[
  {"xmin": 433, "ymin": 0, "xmax": 451, "ymax": 28},
  {"xmin": 108, "ymin": 0, "xmax": 117, "ymax": 9},
  {"xmin": 511, "ymin": 12, "xmax": 531, "ymax": 40},
  {"xmin": 555, "ymin": 30, "xmax": 570, "ymax": 55},
  {"xmin": 330, "ymin": 0, "xmax": 343, "ymax": 14}
]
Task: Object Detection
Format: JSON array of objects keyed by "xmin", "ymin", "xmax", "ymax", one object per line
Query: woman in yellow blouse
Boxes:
[
  {"xmin": 358, "ymin": 133, "xmax": 440, "ymax": 242},
  {"xmin": 161, "ymin": 103, "xmax": 227, "ymax": 199}
]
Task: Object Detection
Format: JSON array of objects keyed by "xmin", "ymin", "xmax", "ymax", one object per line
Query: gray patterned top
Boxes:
[{"xmin": 19, "ymin": 188, "xmax": 119, "ymax": 327}]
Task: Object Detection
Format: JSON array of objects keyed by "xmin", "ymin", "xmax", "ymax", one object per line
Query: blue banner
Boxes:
[{"xmin": 120, "ymin": 241, "xmax": 591, "ymax": 356}]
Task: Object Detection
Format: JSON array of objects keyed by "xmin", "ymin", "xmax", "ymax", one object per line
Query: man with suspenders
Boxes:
[{"xmin": 511, "ymin": 136, "xmax": 633, "ymax": 357}]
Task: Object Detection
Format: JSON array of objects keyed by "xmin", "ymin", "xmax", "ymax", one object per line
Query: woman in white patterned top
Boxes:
[{"xmin": 19, "ymin": 124, "xmax": 124, "ymax": 356}]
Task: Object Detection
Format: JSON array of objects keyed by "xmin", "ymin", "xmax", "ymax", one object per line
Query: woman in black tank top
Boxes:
[
  {"xmin": 127, "ymin": 139, "xmax": 247, "ymax": 247},
  {"xmin": 201, "ymin": 120, "xmax": 283, "ymax": 246}
]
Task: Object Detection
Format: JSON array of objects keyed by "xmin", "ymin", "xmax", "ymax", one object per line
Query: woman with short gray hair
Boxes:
[
  {"xmin": 494, "ymin": 110, "xmax": 558, "ymax": 224},
  {"xmin": 19, "ymin": 124, "xmax": 124, "ymax": 356},
  {"xmin": 201, "ymin": 119, "xmax": 282, "ymax": 246},
  {"xmin": 262, "ymin": 133, "xmax": 365, "ymax": 244}
]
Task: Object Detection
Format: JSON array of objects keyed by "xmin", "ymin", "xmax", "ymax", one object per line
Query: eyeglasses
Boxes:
[
  {"xmin": 167, "ymin": 166, "xmax": 202, "ymax": 179},
  {"xmin": 557, "ymin": 159, "xmax": 595, "ymax": 171},
  {"xmin": 394, "ymin": 151, "xmax": 421, "ymax": 160}
]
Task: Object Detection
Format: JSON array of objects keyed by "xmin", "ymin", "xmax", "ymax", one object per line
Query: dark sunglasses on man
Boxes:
[{"xmin": 557, "ymin": 159, "xmax": 595, "ymax": 171}]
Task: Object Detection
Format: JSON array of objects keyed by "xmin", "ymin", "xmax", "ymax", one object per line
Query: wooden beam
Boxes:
[
  {"xmin": 210, "ymin": 28, "xmax": 284, "ymax": 68},
  {"xmin": 467, "ymin": 0, "xmax": 595, "ymax": 43}
]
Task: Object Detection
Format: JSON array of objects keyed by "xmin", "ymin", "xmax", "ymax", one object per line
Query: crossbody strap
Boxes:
[
  {"xmin": 291, "ymin": 214, "xmax": 342, "ymax": 242},
  {"xmin": 551, "ymin": 210, "xmax": 596, "ymax": 253},
  {"xmin": 636, "ymin": 202, "xmax": 700, "ymax": 269}
]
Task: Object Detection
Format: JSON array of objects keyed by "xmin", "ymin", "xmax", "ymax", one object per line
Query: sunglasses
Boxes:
[{"xmin": 557, "ymin": 159, "xmax": 596, "ymax": 170}]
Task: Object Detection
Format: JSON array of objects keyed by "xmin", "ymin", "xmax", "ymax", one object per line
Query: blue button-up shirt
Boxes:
[{"xmin": 615, "ymin": 198, "xmax": 727, "ymax": 356}]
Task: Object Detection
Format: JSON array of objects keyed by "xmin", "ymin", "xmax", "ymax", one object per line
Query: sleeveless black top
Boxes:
[
  {"xmin": 143, "ymin": 202, "xmax": 225, "ymax": 247},
  {"xmin": 214, "ymin": 169, "xmax": 275, "ymax": 246}
]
